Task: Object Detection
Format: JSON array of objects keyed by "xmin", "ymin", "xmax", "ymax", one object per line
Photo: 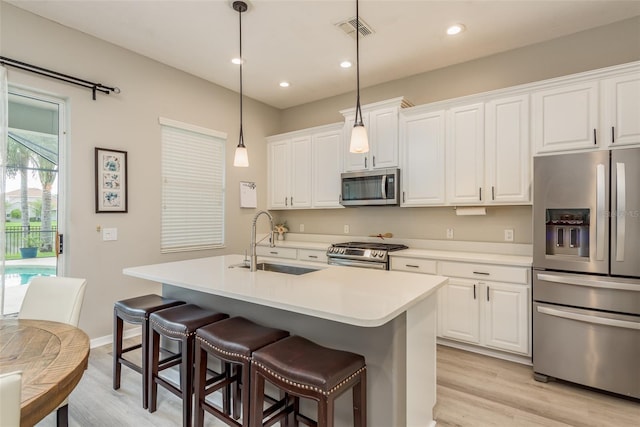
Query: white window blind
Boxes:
[{"xmin": 160, "ymin": 118, "xmax": 226, "ymax": 253}]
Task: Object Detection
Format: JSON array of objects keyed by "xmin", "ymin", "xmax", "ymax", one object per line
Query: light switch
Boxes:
[{"xmin": 103, "ymin": 228, "xmax": 118, "ymax": 241}]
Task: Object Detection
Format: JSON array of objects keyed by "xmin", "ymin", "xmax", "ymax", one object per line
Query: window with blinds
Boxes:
[{"xmin": 159, "ymin": 118, "xmax": 226, "ymax": 253}]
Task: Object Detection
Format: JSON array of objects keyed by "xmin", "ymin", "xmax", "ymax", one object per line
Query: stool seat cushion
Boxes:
[
  {"xmin": 252, "ymin": 335, "xmax": 365, "ymax": 395},
  {"xmin": 115, "ymin": 294, "xmax": 184, "ymax": 321},
  {"xmin": 150, "ymin": 304, "xmax": 228, "ymax": 338},
  {"xmin": 196, "ymin": 317, "xmax": 289, "ymax": 359}
]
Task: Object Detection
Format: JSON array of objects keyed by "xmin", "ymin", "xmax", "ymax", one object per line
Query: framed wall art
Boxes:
[{"xmin": 95, "ymin": 147, "xmax": 128, "ymax": 213}]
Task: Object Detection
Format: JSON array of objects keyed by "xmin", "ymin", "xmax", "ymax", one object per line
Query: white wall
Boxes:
[{"xmin": 1, "ymin": 2, "xmax": 279, "ymax": 339}]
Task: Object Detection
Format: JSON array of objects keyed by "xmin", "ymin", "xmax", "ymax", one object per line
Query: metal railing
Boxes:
[{"xmin": 4, "ymin": 225, "xmax": 57, "ymax": 255}]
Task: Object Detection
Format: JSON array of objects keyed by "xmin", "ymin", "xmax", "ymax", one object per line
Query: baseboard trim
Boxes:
[
  {"xmin": 437, "ymin": 337, "xmax": 532, "ymax": 366},
  {"xmin": 90, "ymin": 326, "xmax": 141, "ymax": 349}
]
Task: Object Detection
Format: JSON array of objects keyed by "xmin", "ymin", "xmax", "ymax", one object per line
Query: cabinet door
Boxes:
[
  {"xmin": 369, "ymin": 107, "xmax": 399, "ymax": 169},
  {"xmin": 485, "ymin": 95, "xmax": 531, "ymax": 203},
  {"xmin": 290, "ymin": 136, "xmax": 312, "ymax": 208},
  {"xmin": 438, "ymin": 278, "xmax": 481, "ymax": 344},
  {"xmin": 532, "ymin": 81, "xmax": 599, "ymax": 153},
  {"xmin": 483, "ymin": 282, "xmax": 529, "ymax": 355},
  {"xmin": 603, "ymin": 73, "xmax": 640, "ymax": 147},
  {"xmin": 400, "ymin": 110, "xmax": 445, "ymax": 206},
  {"xmin": 313, "ymin": 129, "xmax": 343, "ymax": 208},
  {"xmin": 343, "ymin": 114, "xmax": 369, "ymax": 171},
  {"xmin": 446, "ymin": 103, "xmax": 485, "ymax": 204},
  {"xmin": 267, "ymin": 140, "xmax": 291, "ymax": 209}
]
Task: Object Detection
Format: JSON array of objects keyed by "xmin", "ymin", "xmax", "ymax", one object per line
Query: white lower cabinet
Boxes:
[{"xmin": 438, "ymin": 262, "xmax": 531, "ymax": 356}]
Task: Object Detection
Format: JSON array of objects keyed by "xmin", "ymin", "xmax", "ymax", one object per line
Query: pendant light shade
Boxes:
[
  {"xmin": 349, "ymin": 0, "xmax": 369, "ymax": 154},
  {"xmin": 233, "ymin": 1, "xmax": 249, "ymax": 167}
]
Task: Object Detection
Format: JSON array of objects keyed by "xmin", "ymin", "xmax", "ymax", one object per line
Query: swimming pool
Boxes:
[{"xmin": 3, "ymin": 265, "xmax": 56, "ymax": 286}]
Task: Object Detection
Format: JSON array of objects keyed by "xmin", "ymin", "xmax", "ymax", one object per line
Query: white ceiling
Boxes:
[{"xmin": 7, "ymin": 0, "xmax": 640, "ymax": 109}]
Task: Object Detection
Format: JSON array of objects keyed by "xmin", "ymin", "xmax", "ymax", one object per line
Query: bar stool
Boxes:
[
  {"xmin": 250, "ymin": 335, "xmax": 367, "ymax": 427},
  {"xmin": 194, "ymin": 317, "xmax": 289, "ymax": 427},
  {"xmin": 113, "ymin": 294, "xmax": 185, "ymax": 408},
  {"xmin": 148, "ymin": 304, "xmax": 228, "ymax": 427}
]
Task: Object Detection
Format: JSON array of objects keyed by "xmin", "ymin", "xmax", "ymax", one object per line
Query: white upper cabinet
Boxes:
[
  {"xmin": 446, "ymin": 103, "xmax": 485, "ymax": 204},
  {"xmin": 485, "ymin": 94, "xmax": 531, "ymax": 204},
  {"xmin": 399, "ymin": 109, "xmax": 446, "ymax": 206},
  {"xmin": 267, "ymin": 123, "xmax": 343, "ymax": 210},
  {"xmin": 267, "ymin": 135, "xmax": 312, "ymax": 210},
  {"xmin": 342, "ymin": 97, "xmax": 412, "ymax": 172},
  {"xmin": 267, "ymin": 139, "xmax": 291, "ymax": 209},
  {"xmin": 312, "ymin": 127, "xmax": 343, "ymax": 208},
  {"xmin": 603, "ymin": 72, "xmax": 640, "ymax": 147},
  {"xmin": 532, "ymin": 81, "xmax": 599, "ymax": 153}
]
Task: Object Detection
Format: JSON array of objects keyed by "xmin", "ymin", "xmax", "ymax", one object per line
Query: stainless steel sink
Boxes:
[{"xmin": 230, "ymin": 262, "xmax": 318, "ymax": 275}]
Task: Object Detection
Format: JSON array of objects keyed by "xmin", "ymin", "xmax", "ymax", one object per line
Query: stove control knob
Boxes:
[{"xmin": 339, "ymin": 248, "xmax": 345, "ymax": 254}]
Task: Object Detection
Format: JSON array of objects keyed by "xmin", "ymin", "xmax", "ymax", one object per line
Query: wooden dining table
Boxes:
[{"xmin": 0, "ymin": 318, "xmax": 90, "ymax": 427}]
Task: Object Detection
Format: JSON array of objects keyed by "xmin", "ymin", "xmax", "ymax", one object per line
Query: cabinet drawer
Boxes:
[
  {"xmin": 256, "ymin": 246, "xmax": 297, "ymax": 260},
  {"xmin": 390, "ymin": 257, "xmax": 437, "ymax": 274},
  {"xmin": 298, "ymin": 249, "xmax": 328, "ymax": 263},
  {"xmin": 439, "ymin": 261, "xmax": 529, "ymax": 284}
]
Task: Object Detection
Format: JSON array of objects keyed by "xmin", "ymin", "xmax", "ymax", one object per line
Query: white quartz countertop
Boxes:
[
  {"xmin": 391, "ymin": 248, "xmax": 533, "ymax": 267},
  {"xmin": 123, "ymin": 255, "xmax": 447, "ymax": 327}
]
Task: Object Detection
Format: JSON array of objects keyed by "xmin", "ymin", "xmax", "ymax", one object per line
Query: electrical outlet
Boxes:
[
  {"xmin": 299, "ymin": 224, "xmax": 305, "ymax": 232},
  {"xmin": 344, "ymin": 225, "xmax": 350, "ymax": 234},
  {"xmin": 446, "ymin": 228, "xmax": 454, "ymax": 239},
  {"xmin": 504, "ymin": 229, "xmax": 514, "ymax": 242}
]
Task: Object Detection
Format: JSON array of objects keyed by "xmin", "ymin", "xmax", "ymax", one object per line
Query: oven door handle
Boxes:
[
  {"xmin": 328, "ymin": 259, "xmax": 387, "ymax": 270},
  {"xmin": 537, "ymin": 305, "xmax": 640, "ymax": 330},
  {"xmin": 537, "ymin": 273, "xmax": 640, "ymax": 291}
]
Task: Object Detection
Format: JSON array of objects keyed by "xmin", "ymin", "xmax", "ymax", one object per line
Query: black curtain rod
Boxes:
[{"xmin": 0, "ymin": 56, "xmax": 120, "ymax": 100}]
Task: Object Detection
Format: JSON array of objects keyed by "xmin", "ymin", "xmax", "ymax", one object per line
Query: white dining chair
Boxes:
[
  {"xmin": 18, "ymin": 276, "xmax": 88, "ymax": 427},
  {"xmin": 0, "ymin": 371, "xmax": 22, "ymax": 427}
]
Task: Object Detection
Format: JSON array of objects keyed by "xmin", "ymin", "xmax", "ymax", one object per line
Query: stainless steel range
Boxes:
[{"xmin": 327, "ymin": 242, "xmax": 408, "ymax": 270}]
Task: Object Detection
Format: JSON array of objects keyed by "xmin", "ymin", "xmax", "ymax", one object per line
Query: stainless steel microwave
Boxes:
[{"xmin": 340, "ymin": 168, "xmax": 400, "ymax": 206}]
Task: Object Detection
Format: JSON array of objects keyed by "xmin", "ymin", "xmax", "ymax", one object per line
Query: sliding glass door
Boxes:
[{"xmin": 1, "ymin": 87, "xmax": 66, "ymax": 315}]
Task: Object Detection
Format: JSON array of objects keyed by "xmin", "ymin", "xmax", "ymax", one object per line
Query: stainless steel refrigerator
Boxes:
[{"xmin": 533, "ymin": 147, "xmax": 640, "ymax": 399}]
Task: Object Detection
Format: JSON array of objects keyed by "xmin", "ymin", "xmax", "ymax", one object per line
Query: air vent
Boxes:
[{"xmin": 336, "ymin": 16, "xmax": 374, "ymax": 39}]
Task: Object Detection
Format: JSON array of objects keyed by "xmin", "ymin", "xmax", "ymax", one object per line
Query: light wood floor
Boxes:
[{"xmin": 35, "ymin": 340, "xmax": 639, "ymax": 427}]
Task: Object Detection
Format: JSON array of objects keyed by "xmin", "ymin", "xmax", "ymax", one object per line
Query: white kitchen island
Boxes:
[{"xmin": 123, "ymin": 254, "xmax": 448, "ymax": 427}]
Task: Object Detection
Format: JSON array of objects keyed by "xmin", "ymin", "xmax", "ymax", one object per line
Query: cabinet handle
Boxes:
[
  {"xmin": 487, "ymin": 286, "xmax": 490, "ymax": 301},
  {"xmin": 479, "ymin": 187, "xmax": 482, "ymax": 201},
  {"xmin": 593, "ymin": 128, "xmax": 597, "ymax": 145},
  {"xmin": 405, "ymin": 264, "xmax": 420, "ymax": 268},
  {"xmin": 403, "ymin": 191, "xmax": 406, "ymax": 203},
  {"xmin": 291, "ymin": 196, "xmax": 294, "ymax": 205},
  {"xmin": 492, "ymin": 186, "xmax": 495, "ymax": 201},
  {"xmin": 612, "ymin": 126, "xmax": 615, "ymax": 143},
  {"xmin": 269, "ymin": 251, "xmax": 279, "ymax": 255},
  {"xmin": 285, "ymin": 197, "xmax": 288, "ymax": 207},
  {"xmin": 473, "ymin": 271, "xmax": 490, "ymax": 276},
  {"xmin": 365, "ymin": 157, "xmax": 368, "ymax": 169},
  {"xmin": 473, "ymin": 284, "xmax": 476, "ymax": 300},
  {"xmin": 373, "ymin": 155, "xmax": 376, "ymax": 168},
  {"xmin": 308, "ymin": 255, "xmax": 318, "ymax": 259}
]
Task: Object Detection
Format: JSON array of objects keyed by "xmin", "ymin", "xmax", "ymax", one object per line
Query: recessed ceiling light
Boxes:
[
  {"xmin": 231, "ymin": 57, "xmax": 243, "ymax": 65},
  {"xmin": 446, "ymin": 24, "xmax": 465, "ymax": 36},
  {"xmin": 340, "ymin": 61, "xmax": 352, "ymax": 68},
  {"xmin": 279, "ymin": 81, "xmax": 290, "ymax": 88}
]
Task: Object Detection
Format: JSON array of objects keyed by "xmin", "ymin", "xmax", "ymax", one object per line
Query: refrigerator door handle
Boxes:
[
  {"xmin": 595, "ymin": 163, "xmax": 606, "ymax": 261},
  {"xmin": 615, "ymin": 162, "xmax": 626, "ymax": 262},
  {"xmin": 537, "ymin": 272, "xmax": 640, "ymax": 291},
  {"xmin": 537, "ymin": 305, "xmax": 640, "ymax": 331}
]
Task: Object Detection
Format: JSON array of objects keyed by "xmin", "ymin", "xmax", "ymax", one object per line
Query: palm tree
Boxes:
[
  {"xmin": 5, "ymin": 139, "xmax": 31, "ymax": 240},
  {"xmin": 32, "ymin": 156, "xmax": 56, "ymax": 251}
]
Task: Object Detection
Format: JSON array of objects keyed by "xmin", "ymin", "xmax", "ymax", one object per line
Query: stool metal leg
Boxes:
[
  {"xmin": 113, "ymin": 308, "xmax": 123, "ymax": 391},
  {"xmin": 148, "ymin": 328, "xmax": 160, "ymax": 413},
  {"xmin": 181, "ymin": 335, "xmax": 194, "ymax": 427}
]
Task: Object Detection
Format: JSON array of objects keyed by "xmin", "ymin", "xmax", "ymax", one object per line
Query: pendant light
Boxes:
[
  {"xmin": 233, "ymin": 1, "xmax": 249, "ymax": 167},
  {"xmin": 349, "ymin": 0, "xmax": 369, "ymax": 154}
]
